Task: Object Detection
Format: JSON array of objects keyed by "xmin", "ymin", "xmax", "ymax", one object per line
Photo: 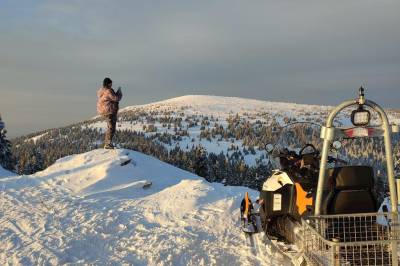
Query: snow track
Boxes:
[{"xmin": 0, "ymin": 149, "xmax": 289, "ymax": 265}]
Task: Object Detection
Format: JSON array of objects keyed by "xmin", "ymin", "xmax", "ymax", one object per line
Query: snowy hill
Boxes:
[
  {"xmin": 104, "ymin": 94, "xmax": 334, "ymax": 132},
  {"xmin": 120, "ymin": 94, "xmax": 400, "ymax": 124},
  {"xmin": 88, "ymin": 94, "xmax": 400, "ymax": 165},
  {"xmin": 120, "ymin": 95, "xmax": 332, "ymax": 119},
  {"xmin": 88, "ymin": 95, "xmax": 335, "ymax": 166},
  {"xmin": 0, "ymin": 149, "xmax": 288, "ymax": 265},
  {"xmin": 11, "ymin": 94, "xmax": 400, "ymax": 201}
]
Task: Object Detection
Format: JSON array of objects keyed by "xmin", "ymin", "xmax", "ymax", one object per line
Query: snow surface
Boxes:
[
  {"xmin": 26, "ymin": 132, "xmax": 49, "ymax": 144},
  {"xmin": 0, "ymin": 166, "xmax": 15, "ymax": 179},
  {"xmin": 0, "ymin": 149, "xmax": 289, "ymax": 265}
]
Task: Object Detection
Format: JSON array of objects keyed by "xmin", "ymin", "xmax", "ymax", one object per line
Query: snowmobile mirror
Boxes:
[
  {"xmin": 265, "ymin": 143, "xmax": 274, "ymax": 153},
  {"xmin": 331, "ymin": 141, "xmax": 342, "ymax": 150}
]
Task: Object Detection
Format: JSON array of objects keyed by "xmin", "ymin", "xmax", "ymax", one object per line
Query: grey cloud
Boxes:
[{"xmin": 0, "ymin": 0, "xmax": 399, "ymax": 137}]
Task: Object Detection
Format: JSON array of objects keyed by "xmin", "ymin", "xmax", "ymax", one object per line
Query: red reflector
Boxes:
[{"xmin": 344, "ymin": 127, "xmax": 374, "ymax": 137}]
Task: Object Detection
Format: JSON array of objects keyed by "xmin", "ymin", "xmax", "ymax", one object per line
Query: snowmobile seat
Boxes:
[{"xmin": 322, "ymin": 166, "xmax": 378, "ymax": 215}]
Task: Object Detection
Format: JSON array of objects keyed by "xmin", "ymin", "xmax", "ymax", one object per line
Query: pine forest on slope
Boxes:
[{"xmin": 10, "ymin": 95, "xmax": 400, "ymax": 202}]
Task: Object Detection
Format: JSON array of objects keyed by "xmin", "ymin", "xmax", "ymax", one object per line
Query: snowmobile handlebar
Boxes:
[
  {"xmin": 299, "ymin": 144, "xmax": 318, "ymax": 157},
  {"xmin": 273, "ymin": 144, "xmax": 344, "ymax": 161},
  {"xmin": 273, "ymin": 144, "xmax": 346, "ymax": 172},
  {"xmin": 327, "ymin": 156, "xmax": 347, "ymax": 164}
]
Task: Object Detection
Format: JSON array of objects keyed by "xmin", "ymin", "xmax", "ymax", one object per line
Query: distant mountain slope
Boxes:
[
  {"xmin": 121, "ymin": 95, "xmax": 332, "ymax": 117},
  {"xmin": 120, "ymin": 94, "xmax": 400, "ymax": 122},
  {"xmin": 11, "ymin": 95, "xmax": 400, "ymax": 199},
  {"xmin": 0, "ymin": 149, "xmax": 288, "ymax": 265},
  {"xmin": 24, "ymin": 95, "xmax": 400, "ymax": 150},
  {"xmin": 90, "ymin": 94, "xmax": 400, "ymax": 165},
  {"xmin": 89, "ymin": 95, "xmax": 336, "ymax": 166}
]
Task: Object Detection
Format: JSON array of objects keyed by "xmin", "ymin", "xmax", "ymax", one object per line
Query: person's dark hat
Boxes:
[{"xmin": 103, "ymin": 77, "xmax": 112, "ymax": 87}]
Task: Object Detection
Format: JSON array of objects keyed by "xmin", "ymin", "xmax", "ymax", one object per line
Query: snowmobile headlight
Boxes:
[{"xmin": 351, "ymin": 107, "xmax": 370, "ymax": 127}]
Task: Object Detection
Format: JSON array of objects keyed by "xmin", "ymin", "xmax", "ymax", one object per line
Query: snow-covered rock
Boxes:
[{"xmin": 0, "ymin": 149, "xmax": 288, "ymax": 265}]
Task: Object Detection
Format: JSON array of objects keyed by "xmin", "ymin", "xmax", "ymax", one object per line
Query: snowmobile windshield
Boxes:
[
  {"xmin": 268, "ymin": 122, "xmax": 322, "ymax": 170},
  {"xmin": 272, "ymin": 122, "xmax": 322, "ymax": 156}
]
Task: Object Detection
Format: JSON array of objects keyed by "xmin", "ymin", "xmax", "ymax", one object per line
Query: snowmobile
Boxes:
[{"xmin": 240, "ymin": 87, "xmax": 400, "ymax": 265}]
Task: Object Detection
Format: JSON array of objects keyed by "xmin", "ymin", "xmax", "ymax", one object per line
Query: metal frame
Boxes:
[
  {"xmin": 303, "ymin": 212, "xmax": 400, "ymax": 265},
  {"xmin": 314, "ymin": 97, "xmax": 399, "ymax": 265}
]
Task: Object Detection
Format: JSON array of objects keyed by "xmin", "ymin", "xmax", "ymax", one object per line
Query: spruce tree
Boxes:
[{"xmin": 0, "ymin": 127, "xmax": 15, "ymax": 172}]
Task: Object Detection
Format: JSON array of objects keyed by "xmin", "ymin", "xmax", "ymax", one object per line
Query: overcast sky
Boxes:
[{"xmin": 1, "ymin": 0, "xmax": 399, "ymax": 137}]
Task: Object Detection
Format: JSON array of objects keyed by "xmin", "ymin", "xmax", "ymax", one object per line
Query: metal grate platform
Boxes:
[{"xmin": 302, "ymin": 212, "xmax": 400, "ymax": 265}]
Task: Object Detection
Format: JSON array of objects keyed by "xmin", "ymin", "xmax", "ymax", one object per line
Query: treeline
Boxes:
[
  {"xmin": 9, "ymin": 111, "xmax": 400, "ymax": 201},
  {"xmin": 11, "ymin": 125, "xmax": 271, "ymax": 190}
]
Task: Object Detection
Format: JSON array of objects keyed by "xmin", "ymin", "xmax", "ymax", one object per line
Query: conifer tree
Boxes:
[{"xmin": 0, "ymin": 117, "xmax": 15, "ymax": 172}]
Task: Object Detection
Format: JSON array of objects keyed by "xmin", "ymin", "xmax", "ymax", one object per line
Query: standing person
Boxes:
[{"xmin": 97, "ymin": 77, "xmax": 123, "ymax": 149}]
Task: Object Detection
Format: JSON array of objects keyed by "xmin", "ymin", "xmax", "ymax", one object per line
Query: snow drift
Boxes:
[
  {"xmin": 0, "ymin": 166, "xmax": 15, "ymax": 179},
  {"xmin": 0, "ymin": 149, "xmax": 288, "ymax": 265}
]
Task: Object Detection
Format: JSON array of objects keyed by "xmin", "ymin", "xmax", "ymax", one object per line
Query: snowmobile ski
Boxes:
[
  {"xmin": 265, "ymin": 232, "xmax": 305, "ymax": 265},
  {"xmin": 142, "ymin": 181, "xmax": 152, "ymax": 189},
  {"xmin": 240, "ymin": 192, "xmax": 261, "ymax": 234}
]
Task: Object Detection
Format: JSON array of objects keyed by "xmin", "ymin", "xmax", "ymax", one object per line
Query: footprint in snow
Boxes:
[{"xmin": 120, "ymin": 158, "xmax": 132, "ymax": 166}]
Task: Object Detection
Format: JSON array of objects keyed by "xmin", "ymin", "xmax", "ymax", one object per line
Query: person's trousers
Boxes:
[{"xmin": 104, "ymin": 113, "xmax": 117, "ymax": 145}]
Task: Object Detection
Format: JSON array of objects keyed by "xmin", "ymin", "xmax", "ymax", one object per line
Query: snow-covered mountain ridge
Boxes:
[
  {"xmin": 12, "ymin": 94, "xmax": 400, "ymax": 196},
  {"xmin": 120, "ymin": 95, "xmax": 333, "ymax": 118},
  {"xmin": 89, "ymin": 94, "xmax": 400, "ymax": 166},
  {"xmin": 120, "ymin": 94, "xmax": 399, "ymax": 121},
  {"xmin": 0, "ymin": 148, "xmax": 287, "ymax": 265}
]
